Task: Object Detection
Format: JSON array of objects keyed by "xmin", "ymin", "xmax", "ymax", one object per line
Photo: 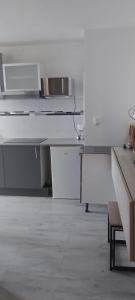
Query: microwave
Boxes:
[{"xmin": 41, "ymin": 77, "xmax": 73, "ymax": 97}]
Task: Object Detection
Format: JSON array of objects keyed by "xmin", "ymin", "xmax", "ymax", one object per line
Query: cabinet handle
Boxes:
[{"xmin": 35, "ymin": 147, "xmax": 38, "ymax": 159}]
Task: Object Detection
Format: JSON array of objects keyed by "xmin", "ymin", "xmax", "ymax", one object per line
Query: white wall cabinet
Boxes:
[
  {"xmin": 81, "ymin": 154, "xmax": 115, "ymax": 204},
  {"xmin": 2, "ymin": 63, "xmax": 41, "ymax": 92}
]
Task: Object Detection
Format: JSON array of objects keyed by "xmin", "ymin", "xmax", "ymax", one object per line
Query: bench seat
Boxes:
[{"xmin": 108, "ymin": 201, "xmax": 122, "ymax": 227}]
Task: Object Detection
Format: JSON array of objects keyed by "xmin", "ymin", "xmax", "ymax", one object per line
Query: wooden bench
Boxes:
[{"xmin": 108, "ymin": 201, "xmax": 126, "ymax": 270}]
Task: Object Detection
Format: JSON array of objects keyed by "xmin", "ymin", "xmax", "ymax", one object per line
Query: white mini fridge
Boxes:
[{"xmin": 50, "ymin": 146, "xmax": 81, "ymax": 199}]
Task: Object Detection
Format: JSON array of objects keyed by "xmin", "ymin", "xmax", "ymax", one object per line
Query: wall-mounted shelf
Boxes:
[{"xmin": 0, "ymin": 110, "xmax": 83, "ymax": 116}]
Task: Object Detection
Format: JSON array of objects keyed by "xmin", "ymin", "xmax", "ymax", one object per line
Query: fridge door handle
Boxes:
[{"xmin": 64, "ymin": 152, "xmax": 68, "ymax": 155}]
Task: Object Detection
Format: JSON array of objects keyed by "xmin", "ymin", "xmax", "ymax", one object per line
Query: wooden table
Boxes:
[{"xmin": 112, "ymin": 147, "xmax": 135, "ymax": 261}]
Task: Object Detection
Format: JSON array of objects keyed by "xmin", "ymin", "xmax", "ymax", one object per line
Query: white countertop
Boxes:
[
  {"xmin": 41, "ymin": 138, "xmax": 84, "ymax": 146},
  {"xmin": 1, "ymin": 138, "xmax": 84, "ymax": 147}
]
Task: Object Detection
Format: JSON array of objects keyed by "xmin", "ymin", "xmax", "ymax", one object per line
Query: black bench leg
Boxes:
[
  {"xmin": 85, "ymin": 203, "xmax": 89, "ymax": 213},
  {"xmin": 108, "ymin": 216, "xmax": 110, "ymax": 243},
  {"xmin": 111, "ymin": 229, "xmax": 135, "ymax": 271},
  {"xmin": 112, "ymin": 228, "xmax": 116, "ymax": 270},
  {"xmin": 110, "ymin": 225, "xmax": 113, "ymax": 270}
]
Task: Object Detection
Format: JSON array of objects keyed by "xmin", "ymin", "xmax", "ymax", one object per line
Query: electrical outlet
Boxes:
[{"xmin": 92, "ymin": 116, "xmax": 103, "ymax": 126}]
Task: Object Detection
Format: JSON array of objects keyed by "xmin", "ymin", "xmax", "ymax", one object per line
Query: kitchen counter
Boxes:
[
  {"xmin": 81, "ymin": 146, "xmax": 111, "ymax": 154},
  {"xmin": 0, "ymin": 137, "xmax": 83, "ymax": 197},
  {"xmin": 41, "ymin": 138, "xmax": 84, "ymax": 147},
  {"xmin": 0, "ymin": 139, "xmax": 9, "ymax": 144},
  {"xmin": 3, "ymin": 138, "xmax": 47, "ymax": 146},
  {"xmin": 3, "ymin": 138, "xmax": 84, "ymax": 147}
]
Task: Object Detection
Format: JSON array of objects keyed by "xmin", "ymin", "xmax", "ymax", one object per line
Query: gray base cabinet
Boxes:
[
  {"xmin": 0, "ymin": 147, "xmax": 5, "ymax": 188},
  {"xmin": 3, "ymin": 145, "xmax": 50, "ymax": 189}
]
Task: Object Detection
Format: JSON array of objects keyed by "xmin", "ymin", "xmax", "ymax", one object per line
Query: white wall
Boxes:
[
  {"xmin": 0, "ymin": 114, "xmax": 82, "ymax": 139},
  {"xmin": 0, "ymin": 40, "xmax": 84, "ymax": 99},
  {"xmin": 85, "ymin": 27, "xmax": 135, "ymax": 146},
  {"xmin": 0, "ymin": 40, "xmax": 84, "ymax": 138}
]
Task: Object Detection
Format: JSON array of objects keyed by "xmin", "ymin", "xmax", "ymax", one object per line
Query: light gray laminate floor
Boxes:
[{"xmin": 0, "ymin": 197, "xmax": 134, "ymax": 300}]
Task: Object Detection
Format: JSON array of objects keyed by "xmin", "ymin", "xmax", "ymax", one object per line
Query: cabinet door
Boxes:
[
  {"xmin": 81, "ymin": 154, "xmax": 115, "ymax": 204},
  {"xmin": 3, "ymin": 63, "xmax": 40, "ymax": 92},
  {"xmin": 3, "ymin": 145, "xmax": 41, "ymax": 189},
  {"xmin": 0, "ymin": 147, "xmax": 5, "ymax": 188},
  {"xmin": 51, "ymin": 146, "xmax": 80, "ymax": 199}
]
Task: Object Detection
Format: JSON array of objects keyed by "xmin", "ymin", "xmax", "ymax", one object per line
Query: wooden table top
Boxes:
[{"xmin": 113, "ymin": 147, "xmax": 135, "ymax": 202}]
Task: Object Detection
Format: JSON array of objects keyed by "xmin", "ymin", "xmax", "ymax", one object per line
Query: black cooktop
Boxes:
[{"xmin": 5, "ymin": 138, "xmax": 47, "ymax": 144}]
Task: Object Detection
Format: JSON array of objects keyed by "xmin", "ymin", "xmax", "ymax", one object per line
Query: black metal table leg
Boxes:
[
  {"xmin": 85, "ymin": 203, "xmax": 89, "ymax": 212},
  {"xmin": 111, "ymin": 228, "xmax": 135, "ymax": 271},
  {"xmin": 112, "ymin": 228, "xmax": 116, "ymax": 270},
  {"xmin": 110, "ymin": 225, "xmax": 113, "ymax": 270},
  {"xmin": 108, "ymin": 216, "xmax": 110, "ymax": 243}
]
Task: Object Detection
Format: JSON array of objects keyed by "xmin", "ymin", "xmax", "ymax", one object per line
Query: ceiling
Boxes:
[{"xmin": 1, "ymin": 0, "xmax": 135, "ymax": 44}]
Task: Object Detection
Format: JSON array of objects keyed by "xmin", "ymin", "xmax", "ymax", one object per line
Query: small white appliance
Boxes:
[
  {"xmin": 50, "ymin": 146, "xmax": 80, "ymax": 199},
  {"xmin": 41, "ymin": 77, "xmax": 73, "ymax": 97}
]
